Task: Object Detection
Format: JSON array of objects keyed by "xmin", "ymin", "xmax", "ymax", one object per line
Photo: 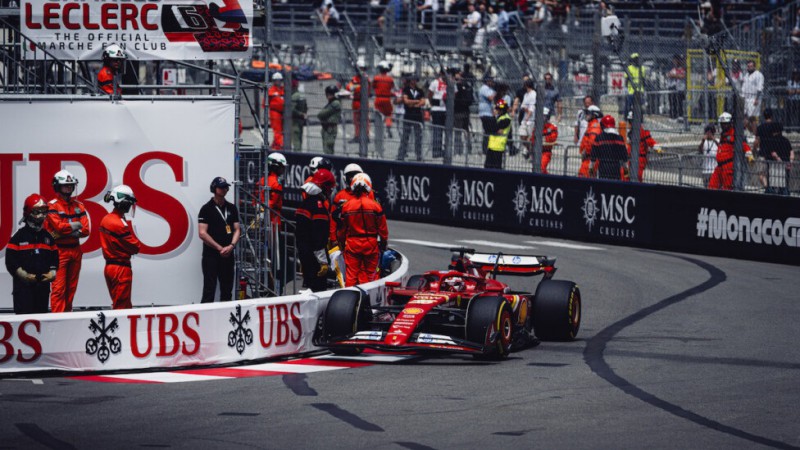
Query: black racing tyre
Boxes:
[
  {"xmin": 532, "ymin": 280, "xmax": 581, "ymax": 341},
  {"xmin": 466, "ymin": 296, "xmax": 513, "ymax": 360},
  {"xmin": 324, "ymin": 289, "xmax": 365, "ymax": 355},
  {"xmin": 405, "ymin": 274, "xmax": 427, "ymax": 290}
]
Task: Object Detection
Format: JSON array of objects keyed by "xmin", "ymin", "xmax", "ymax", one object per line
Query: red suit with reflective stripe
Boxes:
[
  {"xmin": 100, "ymin": 210, "xmax": 141, "ymax": 309},
  {"xmin": 709, "ymin": 127, "xmax": 751, "ymax": 190},
  {"xmin": 258, "ymin": 172, "xmax": 283, "ymax": 226},
  {"xmin": 268, "ymin": 85, "xmax": 285, "ymax": 149},
  {"xmin": 45, "ymin": 196, "xmax": 90, "ymax": 312},
  {"xmin": 626, "ymin": 126, "xmax": 658, "ymax": 182},
  {"xmin": 531, "ymin": 122, "xmax": 559, "ymax": 174},
  {"xmin": 579, "ymin": 119, "xmax": 601, "ymax": 177},
  {"xmin": 339, "ymin": 193, "xmax": 388, "ymax": 287},
  {"xmin": 373, "ymin": 73, "xmax": 395, "ymax": 127},
  {"xmin": 97, "ymin": 66, "xmax": 120, "ymax": 95},
  {"xmin": 348, "ymin": 74, "xmax": 371, "ymax": 139},
  {"xmin": 5, "ymin": 225, "xmax": 59, "ymax": 314},
  {"xmin": 295, "ymin": 194, "xmax": 331, "ymax": 292}
]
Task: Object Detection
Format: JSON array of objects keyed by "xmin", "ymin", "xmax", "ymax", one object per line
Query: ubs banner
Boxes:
[{"xmin": 281, "ymin": 154, "xmax": 798, "ymax": 266}]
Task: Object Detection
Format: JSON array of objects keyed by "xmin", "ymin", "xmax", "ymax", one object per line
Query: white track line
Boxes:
[
  {"xmin": 391, "ymin": 239, "xmax": 457, "ymax": 249},
  {"xmin": 457, "ymin": 240, "xmax": 537, "ymax": 250},
  {"xmin": 102, "ymin": 372, "xmax": 230, "ymax": 383},
  {"xmin": 524, "ymin": 240, "xmax": 603, "ymax": 250},
  {"xmin": 317, "ymin": 354, "xmax": 416, "ymax": 363},
  {"xmin": 228, "ymin": 362, "xmax": 345, "ymax": 373}
]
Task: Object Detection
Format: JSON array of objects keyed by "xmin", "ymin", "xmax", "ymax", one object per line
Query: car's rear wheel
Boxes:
[
  {"xmin": 532, "ymin": 280, "xmax": 581, "ymax": 341},
  {"xmin": 324, "ymin": 289, "xmax": 366, "ymax": 355},
  {"xmin": 466, "ymin": 296, "xmax": 513, "ymax": 360}
]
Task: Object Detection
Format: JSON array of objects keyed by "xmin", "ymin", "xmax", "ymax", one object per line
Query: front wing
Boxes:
[{"xmin": 318, "ymin": 330, "xmax": 489, "ymax": 355}]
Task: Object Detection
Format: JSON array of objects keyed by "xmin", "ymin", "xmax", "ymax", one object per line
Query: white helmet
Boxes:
[
  {"xmin": 272, "ymin": 72, "xmax": 283, "ymax": 82},
  {"xmin": 344, "ymin": 163, "xmax": 363, "ymax": 175},
  {"xmin": 718, "ymin": 112, "xmax": 732, "ymax": 124},
  {"xmin": 542, "ymin": 107, "xmax": 551, "ymax": 117},
  {"xmin": 52, "ymin": 170, "xmax": 78, "ymax": 191},
  {"xmin": 268, "ymin": 152, "xmax": 287, "ymax": 167},
  {"xmin": 350, "ymin": 172, "xmax": 372, "ymax": 193},
  {"xmin": 309, "ymin": 156, "xmax": 332, "ymax": 173},
  {"xmin": 103, "ymin": 44, "xmax": 126, "ymax": 60},
  {"xmin": 586, "ymin": 105, "xmax": 602, "ymax": 119},
  {"xmin": 104, "ymin": 184, "xmax": 137, "ymax": 213},
  {"xmin": 357, "ymin": 58, "xmax": 367, "ymax": 69},
  {"xmin": 378, "ymin": 60, "xmax": 392, "ymax": 71}
]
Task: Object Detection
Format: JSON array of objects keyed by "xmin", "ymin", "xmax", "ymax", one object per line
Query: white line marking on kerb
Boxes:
[
  {"xmin": 524, "ymin": 240, "xmax": 603, "ymax": 250},
  {"xmin": 457, "ymin": 240, "xmax": 536, "ymax": 250}
]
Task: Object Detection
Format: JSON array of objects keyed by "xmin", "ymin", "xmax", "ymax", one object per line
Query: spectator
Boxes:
[
  {"xmin": 98, "ymin": 44, "xmax": 125, "ymax": 95},
  {"xmin": 542, "ymin": 72, "xmax": 562, "ymax": 123},
  {"xmin": 295, "ymin": 169, "xmax": 336, "ymax": 292},
  {"xmin": 766, "ymin": 129, "xmax": 795, "ymax": 196},
  {"xmin": 574, "ymin": 95, "xmax": 594, "ymax": 145},
  {"xmin": 318, "ymin": 85, "xmax": 342, "ymax": 154},
  {"xmin": 5, "ymin": 194, "xmax": 57, "ymax": 315},
  {"xmin": 741, "ymin": 60, "xmax": 764, "ymax": 119},
  {"xmin": 462, "ymin": 2, "xmax": 482, "ymax": 47},
  {"xmin": 698, "ymin": 124, "xmax": 719, "ymax": 188},
  {"xmin": 198, "ymin": 177, "xmax": 241, "ymax": 303},
  {"xmin": 268, "ymin": 72, "xmax": 285, "ymax": 150},
  {"xmin": 417, "ymin": 0, "xmax": 439, "ymax": 29},
  {"xmin": 478, "ymin": 74, "xmax": 497, "ymax": 154},
  {"xmin": 453, "ymin": 69, "xmax": 474, "ymax": 155},
  {"xmin": 786, "ymin": 69, "xmax": 800, "ymax": 129},
  {"xmin": 666, "ymin": 54, "xmax": 686, "ymax": 121},
  {"xmin": 45, "ymin": 170, "xmax": 89, "ymax": 313},
  {"xmin": 624, "ymin": 53, "xmax": 646, "ymax": 119},
  {"xmin": 339, "ymin": 173, "xmax": 388, "ymax": 287},
  {"xmin": 100, "ymin": 185, "xmax": 141, "ymax": 310},
  {"xmin": 290, "ymin": 79, "xmax": 308, "ymax": 151},
  {"xmin": 754, "ymin": 109, "xmax": 783, "ymax": 193},
  {"xmin": 530, "ymin": 1, "xmax": 549, "ymax": 31},
  {"xmin": 485, "ymin": 99, "xmax": 512, "ymax": 169},
  {"xmin": 591, "ymin": 115, "xmax": 629, "ymax": 180},
  {"xmin": 398, "ymin": 75, "xmax": 425, "ymax": 161},
  {"xmin": 319, "ymin": 0, "xmax": 340, "ymax": 27},
  {"xmin": 428, "ymin": 70, "xmax": 449, "ymax": 158},
  {"xmin": 518, "ymin": 79, "xmax": 537, "ymax": 155}
]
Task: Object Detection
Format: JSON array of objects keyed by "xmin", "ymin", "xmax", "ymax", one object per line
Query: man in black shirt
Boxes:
[
  {"xmin": 591, "ymin": 115, "xmax": 629, "ymax": 180},
  {"xmin": 453, "ymin": 70, "xmax": 474, "ymax": 155},
  {"xmin": 198, "ymin": 176, "xmax": 241, "ymax": 302},
  {"xmin": 754, "ymin": 109, "xmax": 784, "ymax": 192},
  {"xmin": 295, "ymin": 169, "xmax": 336, "ymax": 292},
  {"xmin": 398, "ymin": 75, "xmax": 425, "ymax": 161}
]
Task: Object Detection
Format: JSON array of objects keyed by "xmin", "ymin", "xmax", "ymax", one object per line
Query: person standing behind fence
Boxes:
[
  {"xmin": 478, "ymin": 75, "xmax": 496, "ymax": 154},
  {"xmin": 198, "ymin": 177, "xmax": 241, "ymax": 302},
  {"xmin": 428, "ymin": 70, "xmax": 449, "ymax": 158},
  {"xmin": 268, "ymin": 72, "xmax": 285, "ymax": 150},
  {"xmin": 698, "ymin": 124, "xmax": 718, "ymax": 188},
  {"xmin": 318, "ymin": 85, "xmax": 342, "ymax": 155},
  {"xmin": 98, "ymin": 44, "xmax": 125, "ymax": 96},
  {"xmin": 767, "ymin": 129, "xmax": 794, "ymax": 196},
  {"xmin": 625, "ymin": 53, "xmax": 645, "ymax": 119},
  {"xmin": 6, "ymin": 194, "xmax": 58, "ymax": 315},
  {"xmin": 542, "ymin": 72, "xmax": 562, "ymax": 123},
  {"xmin": 530, "ymin": 107, "xmax": 558, "ymax": 174},
  {"xmin": 46, "ymin": 170, "xmax": 89, "ymax": 313},
  {"xmin": 295, "ymin": 169, "xmax": 336, "ymax": 292},
  {"xmin": 754, "ymin": 109, "xmax": 782, "ymax": 192},
  {"xmin": 591, "ymin": 115, "xmax": 629, "ymax": 181},
  {"xmin": 787, "ymin": 69, "xmax": 800, "ymax": 129},
  {"xmin": 398, "ymin": 75, "xmax": 425, "ymax": 161},
  {"xmin": 624, "ymin": 111, "xmax": 660, "ymax": 182},
  {"xmin": 348, "ymin": 61, "xmax": 370, "ymax": 143},
  {"xmin": 454, "ymin": 70, "xmax": 474, "ymax": 156},
  {"xmin": 373, "ymin": 60, "xmax": 396, "ymax": 138},
  {"xmin": 579, "ymin": 105, "xmax": 602, "ymax": 177},
  {"xmin": 485, "ymin": 99, "xmax": 511, "ymax": 169},
  {"xmin": 741, "ymin": 60, "xmax": 764, "ymax": 120},
  {"xmin": 708, "ymin": 112, "xmax": 754, "ymax": 190},
  {"xmin": 518, "ymin": 79, "xmax": 537, "ymax": 156},
  {"xmin": 291, "ymin": 79, "xmax": 308, "ymax": 151},
  {"xmin": 258, "ymin": 152, "xmax": 287, "ymax": 225},
  {"xmin": 339, "ymin": 173, "xmax": 388, "ymax": 287},
  {"xmin": 574, "ymin": 95, "xmax": 594, "ymax": 145},
  {"xmin": 100, "ymin": 185, "xmax": 140, "ymax": 310},
  {"xmin": 666, "ymin": 55, "xmax": 686, "ymax": 121}
]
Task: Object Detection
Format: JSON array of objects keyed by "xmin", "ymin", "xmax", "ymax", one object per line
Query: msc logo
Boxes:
[
  {"xmin": 446, "ymin": 175, "xmax": 494, "ymax": 216},
  {"xmin": 384, "ymin": 171, "xmax": 400, "ymax": 210},
  {"xmin": 581, "ymin": 187, "xmax": 636, "ymax": 231}
]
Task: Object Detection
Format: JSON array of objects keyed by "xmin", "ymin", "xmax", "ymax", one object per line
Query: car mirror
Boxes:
[{"xmin": 385, "ymin": 281, "xmax": 401, "ymax": 288}]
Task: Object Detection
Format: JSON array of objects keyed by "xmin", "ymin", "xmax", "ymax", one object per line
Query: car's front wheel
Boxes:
[
  {"xmin": 324, "ymin": 289, "xmax": 367, "ymax": 355},
  {"xmin": 466, "ymin": 296, "xmax": 513, "ymax": 360}
]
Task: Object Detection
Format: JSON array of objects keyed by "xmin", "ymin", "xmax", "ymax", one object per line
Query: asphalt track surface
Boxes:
[{"xmin": 1, "ymin": 220, "xmax": 799, "ymax": 449}]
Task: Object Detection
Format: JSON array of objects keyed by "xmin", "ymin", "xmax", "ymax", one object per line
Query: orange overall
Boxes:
[
  {"xmin": 100, "ymin": 210, "xmax": 141, "ymax": 309},
  {"xmin": 532, "ymin": 122, "xmax": 559, "ymax": 174},
  {"xmin": 258, "ymin": 172, "xmax": 283, "ymax": 226},
  {"xmin": 348, "ymin": 75, "xmax": 371, "ymax": 139},
  {"xmin": 708, "ymin": 127, "xmax": 751, "ymax": 190},
  {"xmin": 373, "ymin": 73, "xmax": 395, "ymax": 127},
  {"xmin": 97, "ymin": 66, "xmax": 120, "ymax": 95},
  {"xmin": 45, "ymin": 196, "xmax": 90, "ymax": 312},
  {"xmin": 339, "ymin": 194, "xmax": 388, "ymax": 287},
  {"xmin": 579, "ymin": 119, "xmax": 601, "ymax": 177},
  {"xmin": 625, "ymin": 126, "xmax": 658, "ymax": 182},
  {"xmin": 268, "ymin": 85, "xmax": 285, "ymax": 149}
]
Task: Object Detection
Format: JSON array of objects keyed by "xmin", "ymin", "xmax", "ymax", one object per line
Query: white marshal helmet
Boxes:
[
  {"xmin": 378, "ymin": 60, "xmax": 392, "ymax": 71},
  {"xmin": 103, "ymin": 44, "xmax": 126, "ymax": 60},
  {"xmin": 104, "ymin": 184, "xmax": 137, "ymax": 213},
  {"xmin": 272, "ymin": 72, "xmax": 283, "ymax": 82},
  {"xmin": 52, "ymin": 169, "xmax": 78, "ymax": 189},
  {"xmin": 543, "ymin": 107, "xmax": 551, "ymax": 117},
  {"xmin": 718, "ymin": 112, "xmax": 733, "ymax": 124},
  {"xmin": 350, "ymin": 172, "xmax": 372, "ymax": 192},
  {"xmin": 586, "ymin": 105, "xmax": 602, "ymax": 119},
  {"xmin": 344, "ymin": 163, "xmax": 363, "ymax": 175},
  {"xmin": 268, "ymin": 152, "xmax": 287, "ymax": 167},
  {"xmin": 309, "ymin": 156, "xmax": 332, "ymax": 173}
]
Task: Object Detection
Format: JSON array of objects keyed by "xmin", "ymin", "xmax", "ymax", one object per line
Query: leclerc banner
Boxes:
[
  {"xmin": 0, "ymin": 97, "xmax": 235, "ymax": 308},
  {"xmin": 21, "ymin": 0, "xmax": 252, "ymax": 60}
]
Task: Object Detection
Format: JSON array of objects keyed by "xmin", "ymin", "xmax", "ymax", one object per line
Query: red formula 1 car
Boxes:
[{"xmin": 313, "ymin": 248, "xmax": 581, "ymax": 359}]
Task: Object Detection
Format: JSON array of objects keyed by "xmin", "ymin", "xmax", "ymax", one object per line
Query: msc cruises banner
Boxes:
[
  {"xmin": 21, "ymin": 0, "xmax": 253, "ymax": 60},
  {"xmin": 279, "ymin": 154, "xmax": 799, "ymax": 266}
]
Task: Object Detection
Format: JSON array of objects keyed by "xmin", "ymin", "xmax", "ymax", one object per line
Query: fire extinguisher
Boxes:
[{"xmin": 238, "ymin": 277, "xmax": 248, "ymax": 300}]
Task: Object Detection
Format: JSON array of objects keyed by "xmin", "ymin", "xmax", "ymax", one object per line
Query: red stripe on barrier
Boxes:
[{"xmin": 71, "ymin": 375, "xmax": 161, "ymax": 384}]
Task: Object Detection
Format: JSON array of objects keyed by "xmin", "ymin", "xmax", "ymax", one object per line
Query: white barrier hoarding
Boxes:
[
  {"xmin": 0, "ymin": 254, "xmax": 409, "ymax": 373},
  {"xmin": 21, "ymin": 0, "xmax": 253, "ymax": 60},
  {"xmin": 0, "ymin": 97, "xmax": 235, "ymax": 308}
]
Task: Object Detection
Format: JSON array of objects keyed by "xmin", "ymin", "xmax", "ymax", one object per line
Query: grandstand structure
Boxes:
[{"xmin": 2, "ymin": 0, "xmax": 798, "ymax": 297}]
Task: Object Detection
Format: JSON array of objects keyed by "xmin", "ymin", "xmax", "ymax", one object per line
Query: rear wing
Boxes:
[{"xmin": 466, "ymin": 252, "xmax": 556, "ymax": 278}]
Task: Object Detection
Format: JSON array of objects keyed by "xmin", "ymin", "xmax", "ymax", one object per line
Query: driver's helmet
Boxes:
[{"xmin": 442, "ymin": 276, "xmax": 466, "ymax": 292}]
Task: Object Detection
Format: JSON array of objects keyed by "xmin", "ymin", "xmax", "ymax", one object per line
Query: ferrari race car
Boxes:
[{"xmin": 313, "ymin": 248, "xmax": 581, "ymax": 359}]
